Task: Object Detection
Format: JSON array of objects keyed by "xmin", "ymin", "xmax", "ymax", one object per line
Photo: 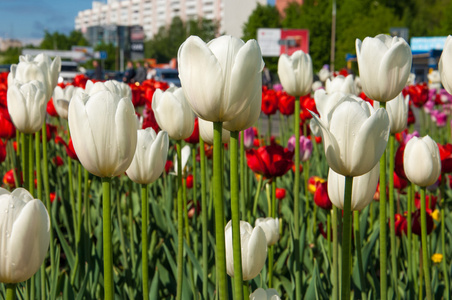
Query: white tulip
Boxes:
[
  {"xmin": 152, "ymin": 87, "xmax": 195, "ymax": 140},
  {"xmin": 171, "ymin": 145, "xmax": 191, "ymax": 177},
  {"xmin": 0, "ymin": 188, "xmax": 50, "ymax": 283},
  {"xmin": 325, "ymin": 75, "xmax": 356, "ymax": 95},
  {"xmin": 126, "ymin": 128, "xmax": 168, "ymax": 184},
  {"xmin": 7, "ymin": 80, "xmax": 47, "ymax": 134},
  {"xmin": 278, "ymin": 50, "xmax": 313, "ymax": 97},
  {"xmin": 225, "ymin": 220, "xmax": 267, "ymax": 281},
  {"xmin": 52, "ymin": 85, "xmax": 75, "ymax": 119},
  {"xmin": 178, "ymin": 35, "xmax": 264, "ymax": 122},
  {"xmin": 356, "ymin": 34, "xmax": 412, "ymax": 102},
  {"xmin": 250, "ymin": 288, "xmax": 281, "ymax": 300},
  {"xmin": 375, "ymin": 93, "xmax": 409, "ymax": 134},
  {"xmin": 198, "ymin": 118, "xmax": 230, "ymax": 145},
  {"xmin": 255, "ymin": 217, "xmax": 279, "ymax": 246},
  {"xmin": 439, "ymin": 35, "xmax": 452, "ymax": 95},
  {"xmin": 84, "ymin": 80, "xmax": 132, "ymax": 102}
]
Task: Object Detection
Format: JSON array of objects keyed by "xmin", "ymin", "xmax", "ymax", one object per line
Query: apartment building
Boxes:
[{"xmin": 75, "ymin": 0, "xmax": 267, "ymax": 40}]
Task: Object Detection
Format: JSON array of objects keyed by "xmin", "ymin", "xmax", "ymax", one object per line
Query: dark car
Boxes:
[{"xmin": 154, "ymin": 68, "xmax": 181, "ymax": 87}]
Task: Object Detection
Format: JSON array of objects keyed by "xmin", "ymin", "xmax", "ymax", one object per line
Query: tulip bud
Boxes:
[
  {"xmin": 356, "ymin": 34, "xmax": 412, "ymax": 102},
  {"xmin": 152, "ymin": 87, "xmax": 195, "ymax": 140},
  {"xmin": 287, "ymin": 135, "xmax": 313, "ymax": 162},
  {"xmin": 7, "ymin": 80, "xmax": 47, "ymax": 134},
  {"xmin": 403, "ymin": 136, "xmax": 441, "ymax": 187},
  {"xmin": 225, "ymin": 220, "xmax": 267, "ymax": 281},
  {"xmin": 277, "ymin": 50, "xmax": 313, "ymax": 97},
  {"xmin": 178, "ymin": 35, "xmax": 264, "ymax": 122},
  {"xmin": 314, "ymin": 181, "xmax": 332, "ymax": 210},
  {"xmin": 198, "ymin": 118, "xmax": 230, "ymax": 145},
  {"xmin": 255, "ymin": 217, "xmax": 279, "ymax": 246},
  {"xmin": 327, "ymin": 163, "xmax": 380, "ymax": 211},
  {"xmin": 126, "ymin": 128, "xmax": 168, "ymax": 185},
  {"xmin": 325, "ymin": 75, "xmax": 356, "ymax": 95},
  {"xmin": 52, "ymin": 85, "xmax": 76, "ymax": 119},
  {"xmin": 0, "ymin": 188, "xmax": 50, "ymax": 283},
  {"xmin": 172, "ymin": 145, "xmax": 191, "ymax": 176},
  {"xmin": 68, "ymin": 89, "xmax": 138, "ymax": 178},
  {"xmin": 250, "ymin": 288, "xmax": 281, "ymax": 300},
  {"xmin": 439, "ymin": 35, "xmax": 452, "ymax": 95}
]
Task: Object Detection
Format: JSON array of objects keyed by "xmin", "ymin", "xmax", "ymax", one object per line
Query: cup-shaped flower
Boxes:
[
  {"xmin": 439, "ymin": 35, "xmax": 452, "ymax": 95},
  {"xmin": 325, "ymin": 75, "xmax": 356, "ymax": 95},
  {"xmin": 68, "ymin": 90, "xmax": 137, "ymax": 178},
  {"xmin": 310, "ymin": 94, "xmax": 390, "ymax": 177},
  {"xmin": 0, "ymin": 188, "xmax": 50, "ymax": 283},
  {"xmin": 375, "ymin": 93, "xmax": 409, "ymax": 134},
  {"xmin": 171, "ymin": 145, "xmax": 191, "ymax": 177},
  {"xmin": 327, "ymin": 163, "xmax": 380, "ymax": 211},
  {"xmin": 152, "ymin": 87, "xmax": 195, "ymax": 140},
  {"xmin": 356, "ymin": 34, "xmax": 412, "ymax": 102},
  {"xmin": 287, "ymin": 135, "xmax": 312, "ymax": 162},
  {"xmin": 7, "ymin": 80, "xmax": 47, "ymax": 134},
  {"xmin": 198, "ymin": 118, "xmax": 230, "ymax": 145},
  {"xmin": 85, "ymin": 80, "xmax": 132, "ymax": 101},
  {"xmin": 314, "ymin": 181, "xmax": 332, "ymax": 210},
  {"xmin": 246, "ymin": 145, "xmax": 294, "ymax": 178},
  {"xmin": 52, "ymin": 85, "xmax": 75, "ymax": 119},
  {"xmin": 178, "ymin": 35, "xmax": 264, "ymax": 122},
  {"xmin": 8, "ymin": 54, "xmax": 61, "ymax": 101},
  {"xmin": 403, "ymin": 135, "xmax": 441, "ymax": 187},
  {"xmin": 255, "ymin": 217, "xmax": 279, "ymax": 246},
  {"xmin": 277, "ymin": 50, "xmax": 313, "ymax": 97},
  {"xmin": 126, "ymin": 128, "xmax": 168, "ymax": 184},
  {"xmin": 241, "ymin": 127, "xmax": 255, "ymax": 150},
  {"xmin": 250, "ymin": 288, "xmax": 281, "ymax": 300},
  {"xmin": 225, "ymin": 220, "xmax": 267, "ymax": 281}
]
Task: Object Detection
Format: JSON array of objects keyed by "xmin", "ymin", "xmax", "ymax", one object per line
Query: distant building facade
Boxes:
[
  {"xmin": 0, "ymin": 38, "xmax": 23, "ymax": 52},
  {"xmin": 275, "ymin": 0, "xmax": 303, "ymax": 17},
  {"xmin": 75, "ymin": 0, "xmax": 267, "ymax": 41}
]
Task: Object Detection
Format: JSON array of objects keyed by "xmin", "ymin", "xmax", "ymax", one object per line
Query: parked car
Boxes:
[
  {"xmin": 154, "ymin": 68, "xmax": 181, "ymax": 87},
  {"xmin": 59, "ymin": 61, "xmax": 81, "ymax": 83}
]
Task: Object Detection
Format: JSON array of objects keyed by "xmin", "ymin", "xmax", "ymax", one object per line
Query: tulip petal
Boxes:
[{"xmin": 242, "ymin": 226, "xmax": 267, "ymax": 281}]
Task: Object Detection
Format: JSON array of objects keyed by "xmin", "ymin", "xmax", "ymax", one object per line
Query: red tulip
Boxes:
[
  {"xmin": 393, "ymin": 213, "xmax": 407, "ymax": 237},
  {"xmin": 46, "ymin": 98, "xmax": 59, "ymax": 117},
  {"xmin": 410, "ymin": 209, "xmax": 434, "ymax": 236},
  {"xmin": 0, "ymin": 107, "xmax": 16, "ymax": 139},
  {"xmin": 165, "ymin": 160, "xmax": 173, "ymax": 174},
  {"xmin": 300, "ymin": 95, "xmax": 317, "ymax": 122},
  {"xmin": 393, "ymin": 171, "xmax": 408, "ymax": 190},
  {"xmin": 184, "ymin": 118, "xmax": 199, "ymax": 144},
  {"xmin": 0, "ymin": 139, "xmax": 6, "ymax": 163},
  {"xmin": 246, "ymin": 145, "xmax": 294, "ymax": 179},
  {"xmin": 405, "ymin": 83, "xmax": 429, "ymax": 108},
  {"xmin": 186, "ymin": 174, "xmax": 194, "ymax": 189},
  {"xmin": 359, "ymin": 92, "xmax": 374, "ymax": 106},
  {"xmin": 50, "ymin": 192, "xmax": 58, "ymax": 203},
  {"xmin": 278, "ymin": 92, "xmax": 295, "ymax": 115},
  {"xmin": 308, "ymin": 176, "xmax": 325, "ymax": 194},
  {"xmin": 52, "ymin": 156, "xmax": 64, "ymax": 167},
  {"xmin": 3, "ymin": 169, "xmax": 22, "ymax": 188},
  {"xmin": 314, "ymin": 181, "xmax": 332, "ymax": 210},
  {"xmin": 414, "ymin": 192, "xmax": 437, "ymax": 211},
  {"xmin": 394, "ymin": 143, "xmax": 408, "ymax": 181},
  {"xmin": 275, "ymin": 188, "xmax": 286, "ymax": 200},
  {"xmin": 55, "ymin": 136, "xmax": 79, "ymax": 161},
  {"xmin": 438, "ymin": 143, "xmax": 452, "ymax": 173},
  {"xmin": 142, "ymin": 106, "xmax": 160, "ymax": 132},
  {"xmin": 407, "ymin": 105, "xmax": 416, "ymax": 125},
  {"xmin": 262, "ymin": 88, "xmax": 278, "ymax": 116}
]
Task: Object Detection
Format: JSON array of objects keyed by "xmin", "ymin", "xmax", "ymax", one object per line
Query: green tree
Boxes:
[{"xmin": 39, "ymin": 30, "xmax": 89, "ymax": 50}]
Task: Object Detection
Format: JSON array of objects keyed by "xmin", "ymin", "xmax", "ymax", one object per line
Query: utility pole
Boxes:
[{"xmin": 330, "ymin": 0, "xmax": 336, "ymax": 72}]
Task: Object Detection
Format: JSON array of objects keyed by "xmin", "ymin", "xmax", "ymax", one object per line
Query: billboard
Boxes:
[{"xmin": 257, "ymin": 28, "xmax": 309, "ymax": 57}]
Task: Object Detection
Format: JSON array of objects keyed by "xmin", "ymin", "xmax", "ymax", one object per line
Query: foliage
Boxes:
[{"xmin": 39, "ymin": 30, "xmax": 89, "ymax": 51}]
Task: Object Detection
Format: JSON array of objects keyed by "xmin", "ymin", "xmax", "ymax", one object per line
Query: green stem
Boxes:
[
  {"xmin": 379, "ymin": 103, "xmax": 388, "ymax": 300},
  {"xmin": 102, "ymin": 177, "xmax": 113, "ymax": 300},
  {"xmin": 213, "ymin": 121, "xmax": 227, "ymax": 300},
  {"xmin": 327, "ymin": 213, "xmax": 331, "ymax": 262},
  {"xmin": 243, "ymin": 281, "xmax": 250, "ymax": 299},
  {"xmin": 407, "ymin": 183, "xmax": 414, "ymax": 298},
  {"xmin": 141, "ymin": 184, "xmax": 149, "ymax": 300},
  {"xmin": 304, "ymin": 160, "xmax": 309, "ymax": 218},
  {"xmin": 176, "ymin": 140, "xmax": 184, "ymax": 300},
  {"xmin": 354, "ymin": 211, "xmax": 366, "ymax": 300},
  {"xmin": 420, "ymin": 187, "xmax": 432, "ymax": 300},
  {"xmin": 332, "ymin": 206, "xmax": 339, "ymax": 300},
  {"xmin": 294, "ymin": 97, "xmax": 301, "ymax": 300},
  {"xmin": 230, "ymin": 131, "xmax": 243, "ymax": 299},
  {"xmin": 192, "ymin": 146, "xmax": 197, "ymax": 224},
  {"xmin": 6, "ymin": 283, "xmax": 16, "ymax": 300},
  {"xmin": 252, "ymin": 176, "xmax": 264, "ymax": 217},
  {"xmin": 200, "ymin": 135, "xmax": 208, "ymax": 300},
  {"xmin": 68, "ymin": 157, "xmax": 77, "ymax": 240},
  {"xmin": 268, "ymin": 179, "xmax": 276, "ymax": 288},
  {"xmin": 388, "ymin": 134, "xmax": 399, "ymax": 299},
  {"xmin": 267, "ymin": 115, "xmax": 271, "ymax": 145},
  {"xmin": 341, "ymin": 176, "xmax": 353, "ymax": 300},
  {"xmin": 28, "ymin": 133, "xmax": 34, "ymax": 195},
  {"xmin": 240, "ymin": 132, "xmax": 246, "ymax": 220},
  {"xmin": 441, "ymin": 178, "xmax": 450, "ymax": 300}
]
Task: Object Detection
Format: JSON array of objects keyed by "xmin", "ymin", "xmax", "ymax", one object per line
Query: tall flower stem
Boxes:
[
  {"xmin": 176, "ymin": 140, "xmax": 184, "ymax": 300},
  {"xmin": 268, "ymin": 179, "xmax": 276, "ymax": 288},
  {"xmin": 407, "ymin": 183, "xmax": 414, "ymax": 298},
  {"xmin": 213, "ymin": 121, "xmax": 227, "ymax": 300},
  {"xmin": 294, "ymin": 97, "xmax": 301, "ymax": 300},
  {"xmin": 332, "ymin": 206, "xmax": 339, "ymax": 300},
  {"xmin": 230, "ymin": 131, "xmax": 243, "ymax": 299},
  {"xmin": 6, "ymin": 284, "xmax": 16, "ymax": 300},
  {"xmin": 420, "ymin": 187, "xmax": 432, "ymax": 300},
  {"xmin": 35, "ymin": 131, "xmax": 46, "ymax": 299},
  {"xmin": 240, "ymin": 132, "xmax": 246, "ymax": 219},
  {"xmin": 354, "ymin": 211, "xmax": 367, "ymax": 300},
  {"xmin": 200, "ymin": 135, "xmax": 208, "ymax": 300},
  {"xmin": 440, "ymin": 178, "xmax": 450, "ymax": 300},
  {"xmin": 388, "ymin": 134, "xmax": 399, "ymax": 299},
  {"xmin": 102, "ymin": 176, "xmax": 113, "ymax": 300},
  {"xmin": 252, "ymin": 176, "xmax": 264, "ymax": 216},
  {"xmin": 141, "ymin": 183, "xmax": 149, "ymax": 300},
  {"xmin": 379, "ymin": 101, "xmax": 388, "ymax": 300},
  {"xmin": 341, "ymin": 176, "xmax": 353, "ymax": 300}
]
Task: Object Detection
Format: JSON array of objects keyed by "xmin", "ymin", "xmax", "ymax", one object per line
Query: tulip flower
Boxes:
[
  {"xmin": 439, "ymin": 35, "xmax": 452, "ymax": 95},
  {"xmin": 410, "ymin": 209, "xmax": 434, "ymax": 236},
  {"xmin": 375, "ymin": 93, "xmax": 409, "ymax": 134},
  {"xmin": 152, "ymin": 87, "xmax": 195, "ymax": 140},
  {"xmin": 225, "ymin": 220, "xmax": 267, "ymax": 281},
  {"xmin": 0, "ymin": 188, "xmax": 50, "ymax": 283},
  {"xmin": 308, "ymin": 176, "xmax": 326, "ymax": 194},
  {"xmin": 52, "ymin": 85, "xmax": 76, "ymax": 119},
  {"xmin": 0, "ymin": 139, "xmax": 5, "ymax": 163},
  {"xmin": 277, "ymin": 50, "xmax": 313, "ymax": 97},
  {"xmin": 403, "ymin": 136, "xmax": 441, "ymax": 187},
  {"xmin": 327, "ymin": 163, "xmax": 380, "ymax": 211},
  {"xmin": 275, "ymin": 188, "xmax": 286, "ymax": 200},
  {"xmin": 287, "ymin": 135, "xmax": 312, "ymax": 162},
  {"xmin": 255, "ymin": 217, "xmax": 279, "ymax": 246},
  {"xmin": 241, "ymin": 127, "xmax": 255, "ymax": 150},
  {"xmin": 198, "ymin": 118, "xmax": 230, "ymax": 145},
  {"xmin": 393, "ymin": 213, "xmax": 407, "ymax": 237},
  {"xmin": 261, "ymin": 88, "xmax": 278, "ymax": 116},
  {"xmin": 246, "ymin": 145, "xmax": 294, "ymax": 179},
  {"xmin": 310, "ymin": 94, "xmax": 390, "ymax": 177},
  {"xmin": 85, "ymin": 80, "xmax": 132, "ymax": 101},
  {"xmin": 356, "ymin": 34, "xmax": 412, "ymax": 102},
  {"xmin": 414, "ymin": 192, "xmax": 437, "ymax": 211},
  {"xmin": 8, "ymin": 53, "xmax": 61, "ymax": 100},
  {"xmin": 126, "ymin": 128, "xmax": 168, "ymax": 185},
  {"xmin": 310, "ymin": 90, "xmax": 346, "ymax": 128},
  {"xmin": 68, "ymin": 89, "xmax": 138, "ymax": 178},
  {"xmin": 171, "ymin": 145, "xmax": 191, "ymax": 177},
  {"xmin": 0, "ymin": 107, "xmax": 16, "ymax": 139},
  {"xmin": 250, "ymin": 288, "xmax": 281, "ymax": 300},
  {"xmin": 325, "ymin": 75, "xmax": 356, "ymax": 95},
  {"xmin": 184, "ymin": 118, "xmax": 199, "ymax": 144},
  {"xmin": 46, "ymin": 98, "xmax": 58, "ymax": 117},
  {"xmin": 178, "ymin": 35, "xmax": 264, "ymax": 122},
  {"xmin": 278, "ymin": 92, "xmax": 295, "ymax": 115},
  {"xmin": 314, "ymin": 181, "xmax": 332, "ymax": 210},
  {"xmin": 438, "ymin": 143, "xmax": 452, "ymax": 173},
  {"xmin": 7, "ymin": 80, "xmax": 47, "ymax": 134}
]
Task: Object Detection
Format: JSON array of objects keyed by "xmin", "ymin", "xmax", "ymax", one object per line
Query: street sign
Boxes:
[{"xmin": 257, "ymin": 28, "xmax": 309, "ymax": 57}]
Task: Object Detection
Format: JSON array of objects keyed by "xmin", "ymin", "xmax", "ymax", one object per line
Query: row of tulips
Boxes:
[{"xmin": 1, "ymin": 33, "xmax": 452, "ymax": 300}]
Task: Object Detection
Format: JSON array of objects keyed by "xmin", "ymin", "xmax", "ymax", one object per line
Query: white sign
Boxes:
[{"xmin": 257, "ymin": 28, "xmax": 281, "ymax": 57}]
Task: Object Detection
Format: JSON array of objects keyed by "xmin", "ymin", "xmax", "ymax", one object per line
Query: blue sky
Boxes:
[{"xmin": 0, "ymin": 0, "xmax": 275, "ymax": 45}]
